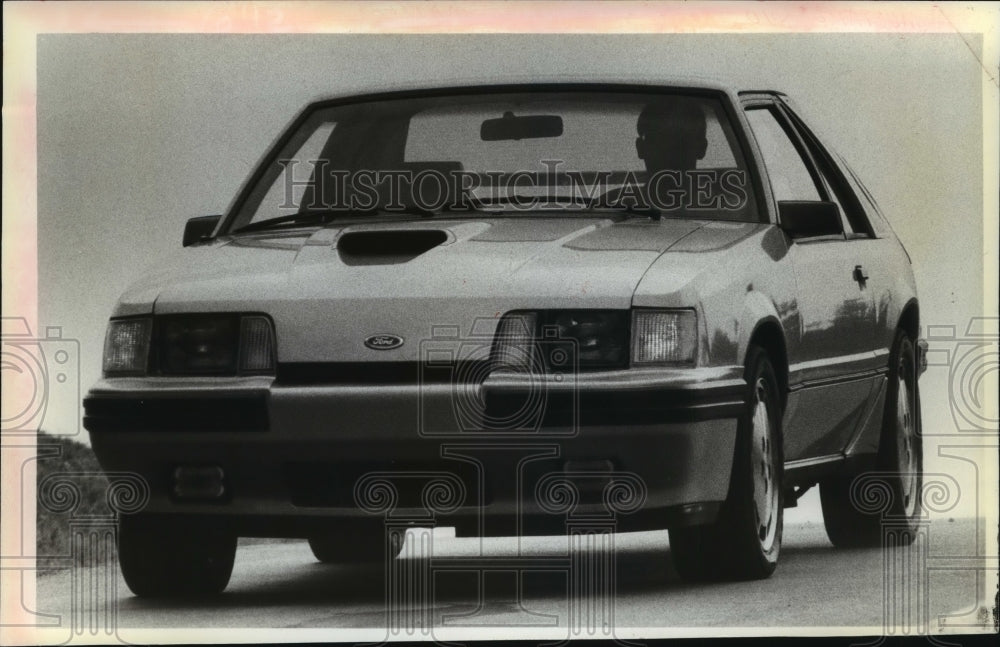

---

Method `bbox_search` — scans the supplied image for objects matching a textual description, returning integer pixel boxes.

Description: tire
[820,329,922,547]
[117,515,236,597]
[669,345,784,581]
[309,528,405,564]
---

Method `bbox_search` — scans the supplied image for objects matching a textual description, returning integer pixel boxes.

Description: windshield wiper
[231,206,439,234]
[583,200,664,221]
[467,194,662,220]
[615,204,663,221]
[231,210,357,234]
[475,194,592,208]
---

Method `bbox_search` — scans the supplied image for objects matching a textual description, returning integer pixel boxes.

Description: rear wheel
[117,515,236,597]
[820,329,922,547]
[669,345,784,581]
[308,528,405,564]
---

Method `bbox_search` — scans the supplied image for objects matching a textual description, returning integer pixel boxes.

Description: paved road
[35,514,991,637]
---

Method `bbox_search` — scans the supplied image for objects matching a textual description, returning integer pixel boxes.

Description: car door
[780,100,898,372]
[742,101,879,463]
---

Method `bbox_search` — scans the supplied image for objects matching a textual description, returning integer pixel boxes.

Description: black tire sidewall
[729,345,784,570]
[879,330,923,526]
[820,329,923,547]
[118,515,236,597]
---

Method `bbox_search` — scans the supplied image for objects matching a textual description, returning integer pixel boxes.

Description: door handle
[853,265,869,283]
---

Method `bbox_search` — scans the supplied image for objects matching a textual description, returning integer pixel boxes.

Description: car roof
[301,74,785,108]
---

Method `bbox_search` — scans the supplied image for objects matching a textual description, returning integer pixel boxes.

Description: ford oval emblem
[364,334,404,350]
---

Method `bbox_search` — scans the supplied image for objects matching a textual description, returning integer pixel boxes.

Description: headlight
[158,314,277,376]
[546,311,627,368]
[491,312,538,371]
[238,316,277,373]
[159,315,240,375]
[631,309,697,365]
[102,314,276,377]
[491,310,628,370]
[103,318,152,376]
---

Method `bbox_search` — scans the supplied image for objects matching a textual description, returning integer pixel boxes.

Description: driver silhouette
[631,97,708,211]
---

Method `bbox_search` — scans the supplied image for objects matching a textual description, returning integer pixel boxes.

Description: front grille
[276,361,491,386]
[83,394,268,432]
[283,460,490,508]
[283,458,629,510]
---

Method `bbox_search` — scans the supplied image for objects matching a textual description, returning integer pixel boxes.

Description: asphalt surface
[35,513,991,636]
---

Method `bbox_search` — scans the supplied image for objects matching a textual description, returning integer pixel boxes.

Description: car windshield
[226,89,758,232]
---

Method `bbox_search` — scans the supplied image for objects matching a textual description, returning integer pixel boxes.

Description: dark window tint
[814,162,855,235]
[841,159,890,236]
[780,107,876,238]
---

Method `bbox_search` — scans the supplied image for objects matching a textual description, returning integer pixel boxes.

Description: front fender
[737,291,785,365]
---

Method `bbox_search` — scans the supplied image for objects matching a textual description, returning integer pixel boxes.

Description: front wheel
[669,345,784,581]
[117,515,236,597]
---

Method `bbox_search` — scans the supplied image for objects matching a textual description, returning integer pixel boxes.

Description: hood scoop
[336,229,448,265]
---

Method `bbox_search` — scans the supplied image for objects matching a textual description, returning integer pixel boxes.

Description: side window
[813,163,855,235]
[780,107,876,238]
[841,159,890,237]
[744,107,822,202]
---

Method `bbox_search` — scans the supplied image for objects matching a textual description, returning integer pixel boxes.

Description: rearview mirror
[480,112,563,141]
[777,201,844,239]
[183,214,221,247]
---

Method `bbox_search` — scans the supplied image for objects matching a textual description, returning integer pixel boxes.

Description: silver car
[84,79,926,596]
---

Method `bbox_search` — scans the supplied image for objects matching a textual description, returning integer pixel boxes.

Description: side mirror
[183,215,221,247]
[777,201,844,239]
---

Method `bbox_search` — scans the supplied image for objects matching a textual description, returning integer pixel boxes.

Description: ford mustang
[83,79,927,596]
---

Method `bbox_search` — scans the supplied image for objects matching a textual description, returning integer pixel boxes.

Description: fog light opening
[679,503,707,516]
[173,465,226,500]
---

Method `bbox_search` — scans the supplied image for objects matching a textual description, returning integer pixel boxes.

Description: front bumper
[84,366,745,536]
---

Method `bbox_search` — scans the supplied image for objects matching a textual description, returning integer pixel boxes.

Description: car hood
[118,216,760,362]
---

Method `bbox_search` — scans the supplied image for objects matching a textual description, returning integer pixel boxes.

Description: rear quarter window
[839,158,891,237]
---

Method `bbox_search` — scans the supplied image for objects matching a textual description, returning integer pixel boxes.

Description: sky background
[27,32,992,518]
